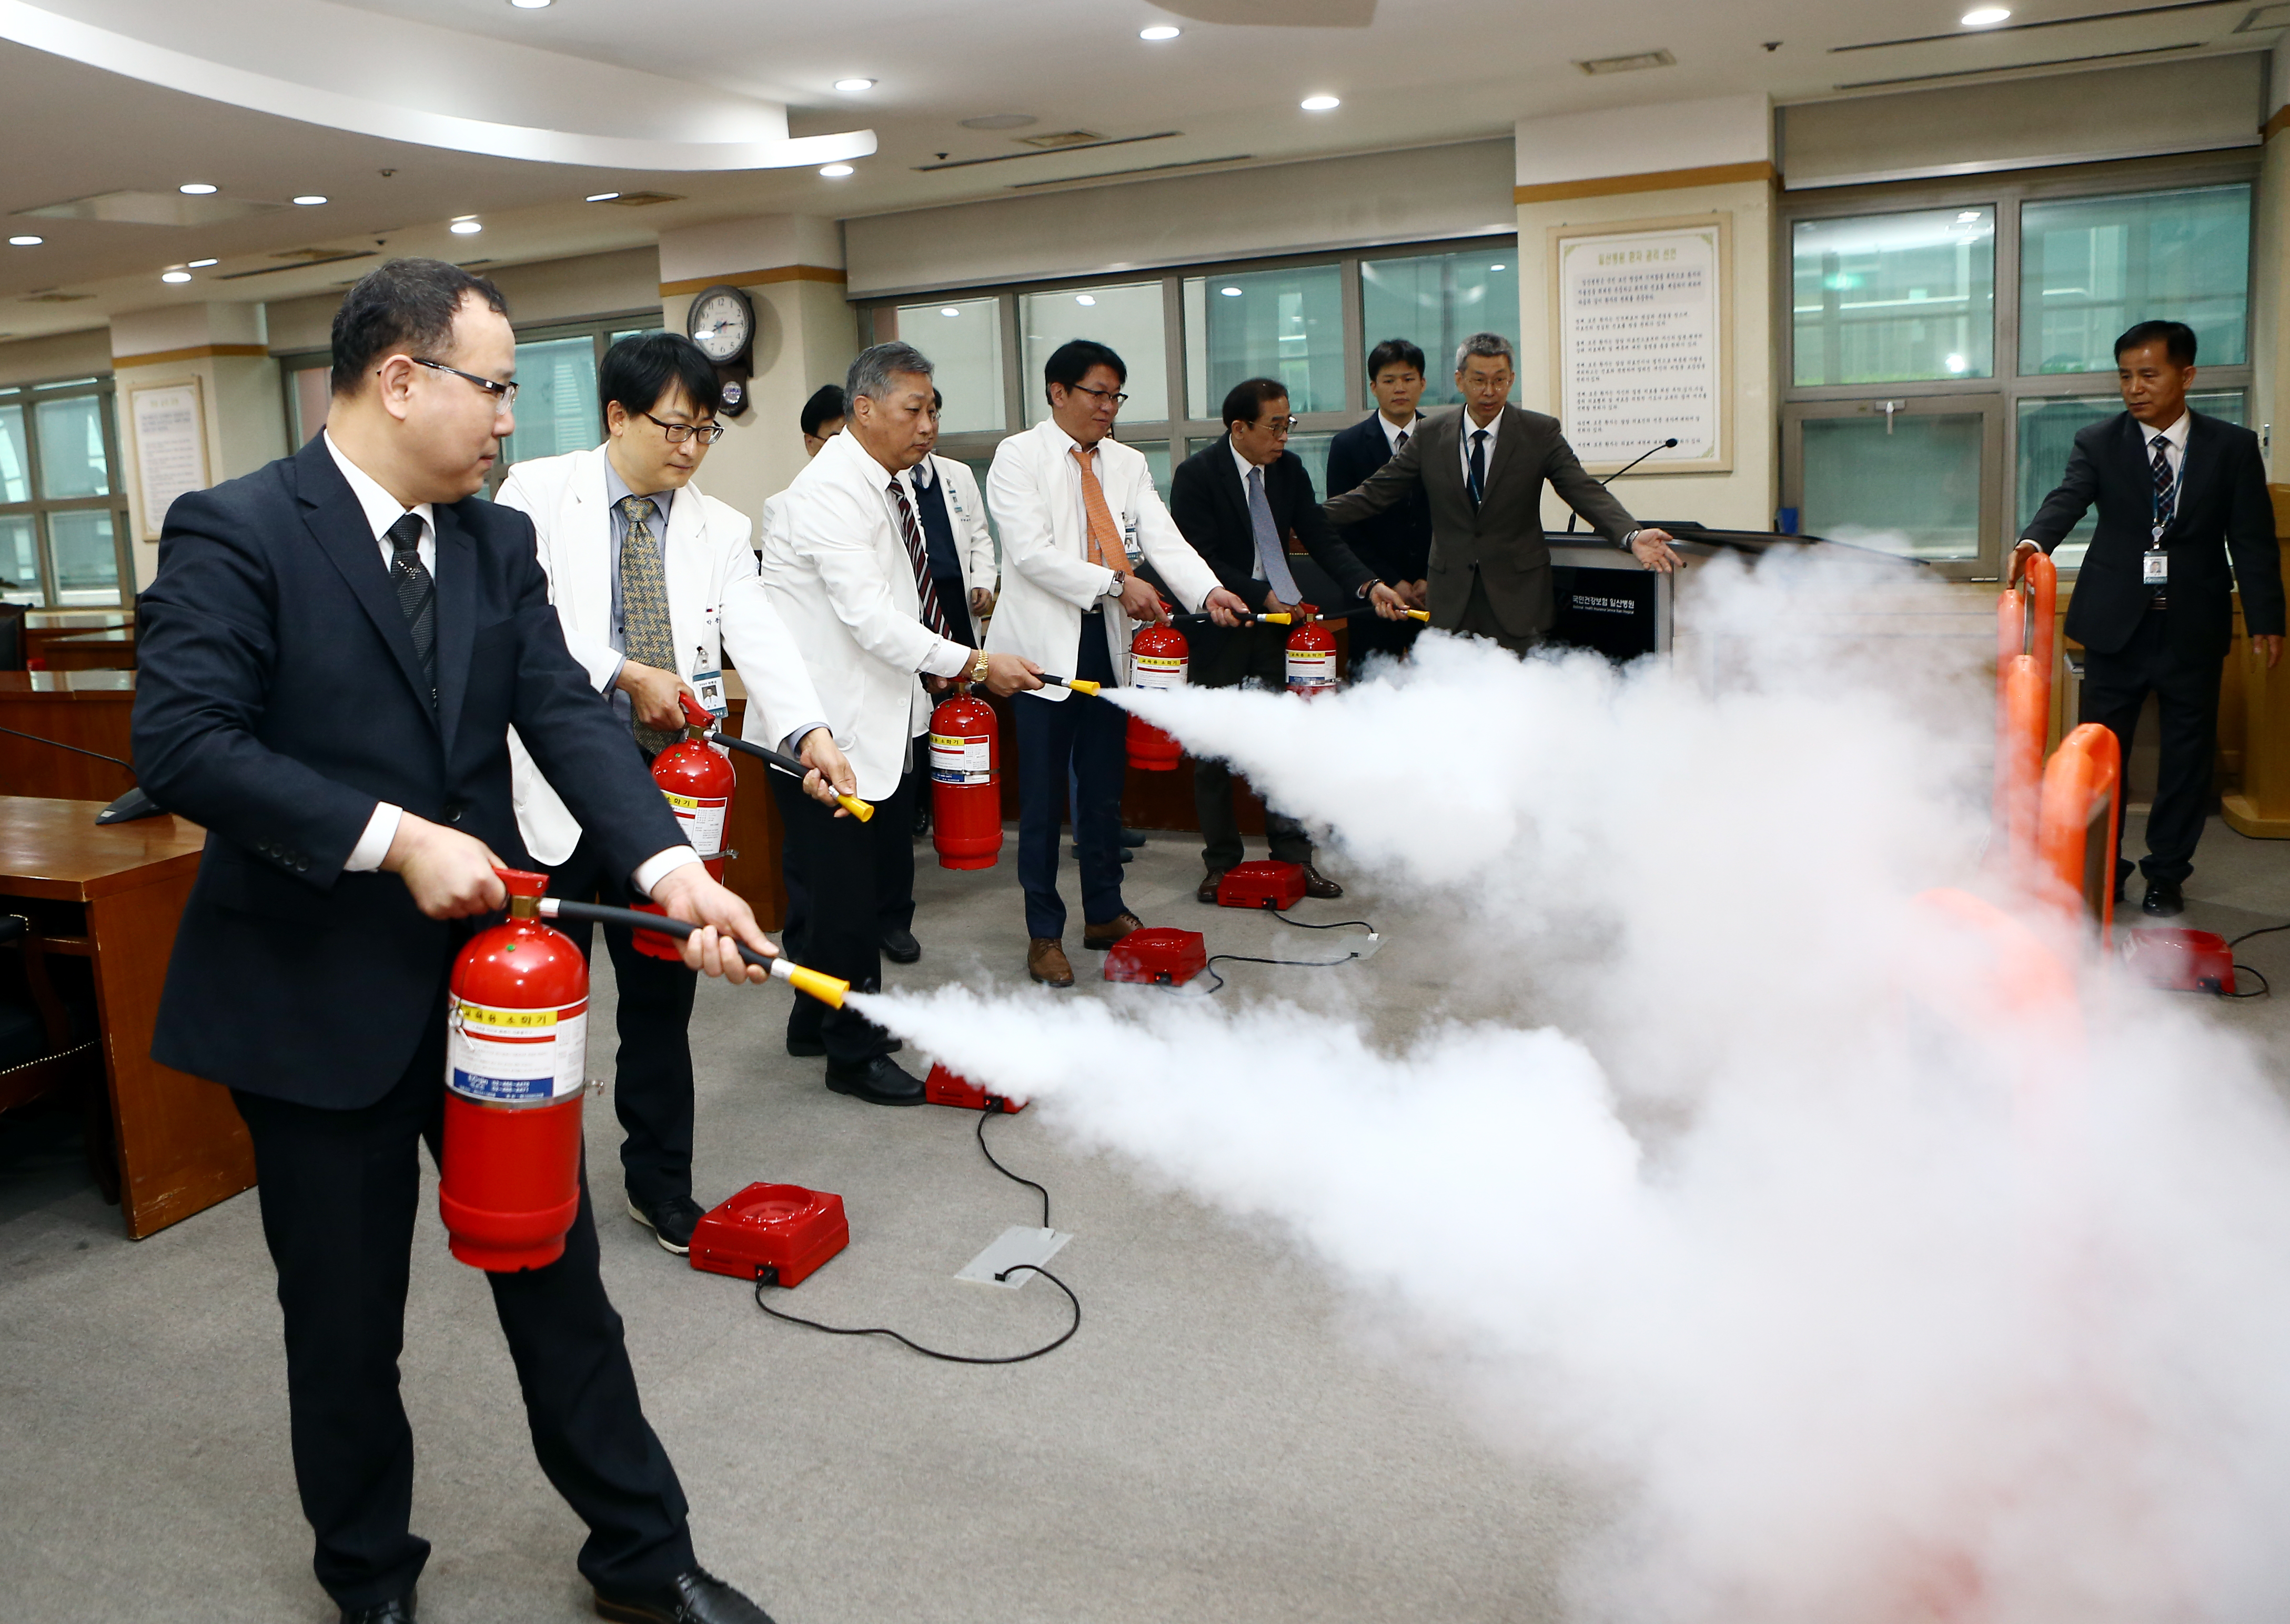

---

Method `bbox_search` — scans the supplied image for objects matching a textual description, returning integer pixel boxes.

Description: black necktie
[2150,435,2176,530]
[387,511,436,704]
[1396,428,1410,451]
[887,478,955,641]
[1468,429,1488,506]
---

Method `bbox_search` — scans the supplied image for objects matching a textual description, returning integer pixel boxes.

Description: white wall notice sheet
[1556,224,1724,472]
[129,380,208,539]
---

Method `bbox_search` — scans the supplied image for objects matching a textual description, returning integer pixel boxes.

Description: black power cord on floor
[749,1096,1079,1364]
[2220,921,2290,1000]
[1176,911,1381,996]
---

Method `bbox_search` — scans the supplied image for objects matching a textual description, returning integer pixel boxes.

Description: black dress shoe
[1119,827,1148,848]
[340,1592,415,1624]
[1300,863,1344,900]
[595,1566,773,1624]
[2142,877,2185,917]
[882,926,921,964]
[824,1054,926,1105]
[627,1193,705,1255]
[1198,869,1226,904]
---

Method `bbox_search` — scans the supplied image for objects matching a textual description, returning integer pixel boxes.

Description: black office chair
[0,602,25,671]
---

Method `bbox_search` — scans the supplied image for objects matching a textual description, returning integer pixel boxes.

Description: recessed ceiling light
[178,182,217,195]
[161,269,193,283]
[509,0,552,8]
[1220,286,1243,297]
[1300,95,1340,112]
[1961,6,2010,22]
[1490,263,1507,271]
[189,258,219,268]
[1140,25,1180,39]
[941,307,961,317]
[586,191,621,203]
[449,219,483,234]
[1075,294,1096,306]
[292,195,328,206]
[7,235,42,247]
[1956,210,1982,222]
[819,163,855,178]
[834,77,875,92]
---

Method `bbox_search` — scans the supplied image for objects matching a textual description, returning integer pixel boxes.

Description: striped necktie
[386,511,436,707]
[618,495,680,755]
[887,477,956,640]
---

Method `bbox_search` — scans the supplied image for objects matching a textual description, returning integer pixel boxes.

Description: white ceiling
[1,0,2279,342]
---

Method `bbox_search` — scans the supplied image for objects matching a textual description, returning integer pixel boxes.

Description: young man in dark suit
[1169,377,1409,901]
[2013,318,2284,916]
[1325,337,1434,667]
[1322,332,1682,654]
[133,260,782,1624]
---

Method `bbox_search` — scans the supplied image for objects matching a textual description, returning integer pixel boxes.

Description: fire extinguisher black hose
[705,732,874,823]
[533,898,850,1007]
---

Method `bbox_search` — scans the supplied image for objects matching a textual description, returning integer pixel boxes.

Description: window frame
[859,234,1519,492]
[1778,152,2259,581]
[0,374,135,609]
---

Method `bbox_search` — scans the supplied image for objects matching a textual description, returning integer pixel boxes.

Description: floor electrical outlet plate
[957,1225,1072,1289]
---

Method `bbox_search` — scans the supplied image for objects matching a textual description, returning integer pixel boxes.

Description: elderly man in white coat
[498,332,853,1254]
[736,340,1041,1105]
[986,339,1249,987]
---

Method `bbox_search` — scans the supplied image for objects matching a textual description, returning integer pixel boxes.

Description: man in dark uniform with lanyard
[2014,318,2284,915]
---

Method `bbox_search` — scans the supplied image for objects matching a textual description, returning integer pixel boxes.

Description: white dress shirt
[1379,411,1421,455]
[327,431,696,895]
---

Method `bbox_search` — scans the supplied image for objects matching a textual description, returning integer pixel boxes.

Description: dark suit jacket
[2024,410,2283,662]
[1321,403,1636,638]
[1325,413,1431,585]
[1168,437,1374,614]
[133,434,684,1108]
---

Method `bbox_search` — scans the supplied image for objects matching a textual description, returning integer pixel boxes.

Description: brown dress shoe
[1027,936,1075,986]
[1197,869,1227,904]
[1300,863,1344,900]
[1082,911,1142,950]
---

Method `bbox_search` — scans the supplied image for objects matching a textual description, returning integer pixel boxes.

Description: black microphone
[0,724,165,825]
[1567,437,1679,533]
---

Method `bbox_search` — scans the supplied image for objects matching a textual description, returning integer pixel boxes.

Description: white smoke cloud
[851,550,2290,1622]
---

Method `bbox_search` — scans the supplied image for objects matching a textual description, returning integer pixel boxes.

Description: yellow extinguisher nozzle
[1405,609,1430,622]
[1259,612,1293,626]
[1065,678,1103,696]
[772,959,850,1007]
[838,793,874,822]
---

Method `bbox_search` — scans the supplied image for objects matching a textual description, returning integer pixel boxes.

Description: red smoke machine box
[1217,860,1306,911]
[2123,927,2236,995]
[924,1062,1025,1113]
[688,1182,848,1285]
[1104,926,1208,985]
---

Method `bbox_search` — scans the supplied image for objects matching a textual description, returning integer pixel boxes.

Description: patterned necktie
[887,477,956,641]
[2151,435,2176,531]
[1396,427,1410,451]
[1468,429,1488,506]
[617,495,680,755]
[1071,446,1125,575]
[1246,465,1302,603]
[386,511,436,707]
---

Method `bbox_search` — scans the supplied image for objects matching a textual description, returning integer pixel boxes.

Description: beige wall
[0,327,112,387]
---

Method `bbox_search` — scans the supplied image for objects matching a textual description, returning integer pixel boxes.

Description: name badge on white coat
[691,632,728,722]
[1121,512,1143,566]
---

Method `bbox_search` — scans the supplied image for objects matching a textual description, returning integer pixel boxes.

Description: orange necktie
[1072,446,1124,573]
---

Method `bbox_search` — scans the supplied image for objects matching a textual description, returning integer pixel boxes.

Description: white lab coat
[982,421,1220,701]
[496,443,823,864]
[739,429,972,801]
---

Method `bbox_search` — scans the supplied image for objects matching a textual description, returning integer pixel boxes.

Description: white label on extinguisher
[447,996,589,1104]
[661,790,728,860]
[1286,648,1336,690]
[931,732,992,785]
[1131,652,1187,689]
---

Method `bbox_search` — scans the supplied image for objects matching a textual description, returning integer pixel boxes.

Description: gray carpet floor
[4,811,2287,1623]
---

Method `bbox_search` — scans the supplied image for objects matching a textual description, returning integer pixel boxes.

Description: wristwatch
[966,647,991,685]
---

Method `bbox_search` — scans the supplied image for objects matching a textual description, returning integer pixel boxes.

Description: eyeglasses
[643,411,725,445]
[1254,416,1298,433]
[1068,383,1129,408]
[408,357,519,407]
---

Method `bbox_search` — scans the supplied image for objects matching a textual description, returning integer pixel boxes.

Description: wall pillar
[656,216,856,522]
[109,302,285,589]
[1512,94,1776,533]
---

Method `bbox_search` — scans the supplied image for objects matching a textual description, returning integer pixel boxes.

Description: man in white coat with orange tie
[985,339,1249,988]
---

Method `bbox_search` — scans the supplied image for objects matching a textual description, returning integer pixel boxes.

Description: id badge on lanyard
[2148,451,2178,588]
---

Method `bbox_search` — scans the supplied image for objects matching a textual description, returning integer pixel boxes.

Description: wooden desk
[42,629,136,671]
[23,612,131,665]
[0,670,137,801]
[0,798,253,1237]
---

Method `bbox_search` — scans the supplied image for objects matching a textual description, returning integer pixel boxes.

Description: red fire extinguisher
[439,868,589,1273]
[628,692,737,961]
[1126,621,1188,771]
[1284,603,1337,697]
[930,688,1001,870]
